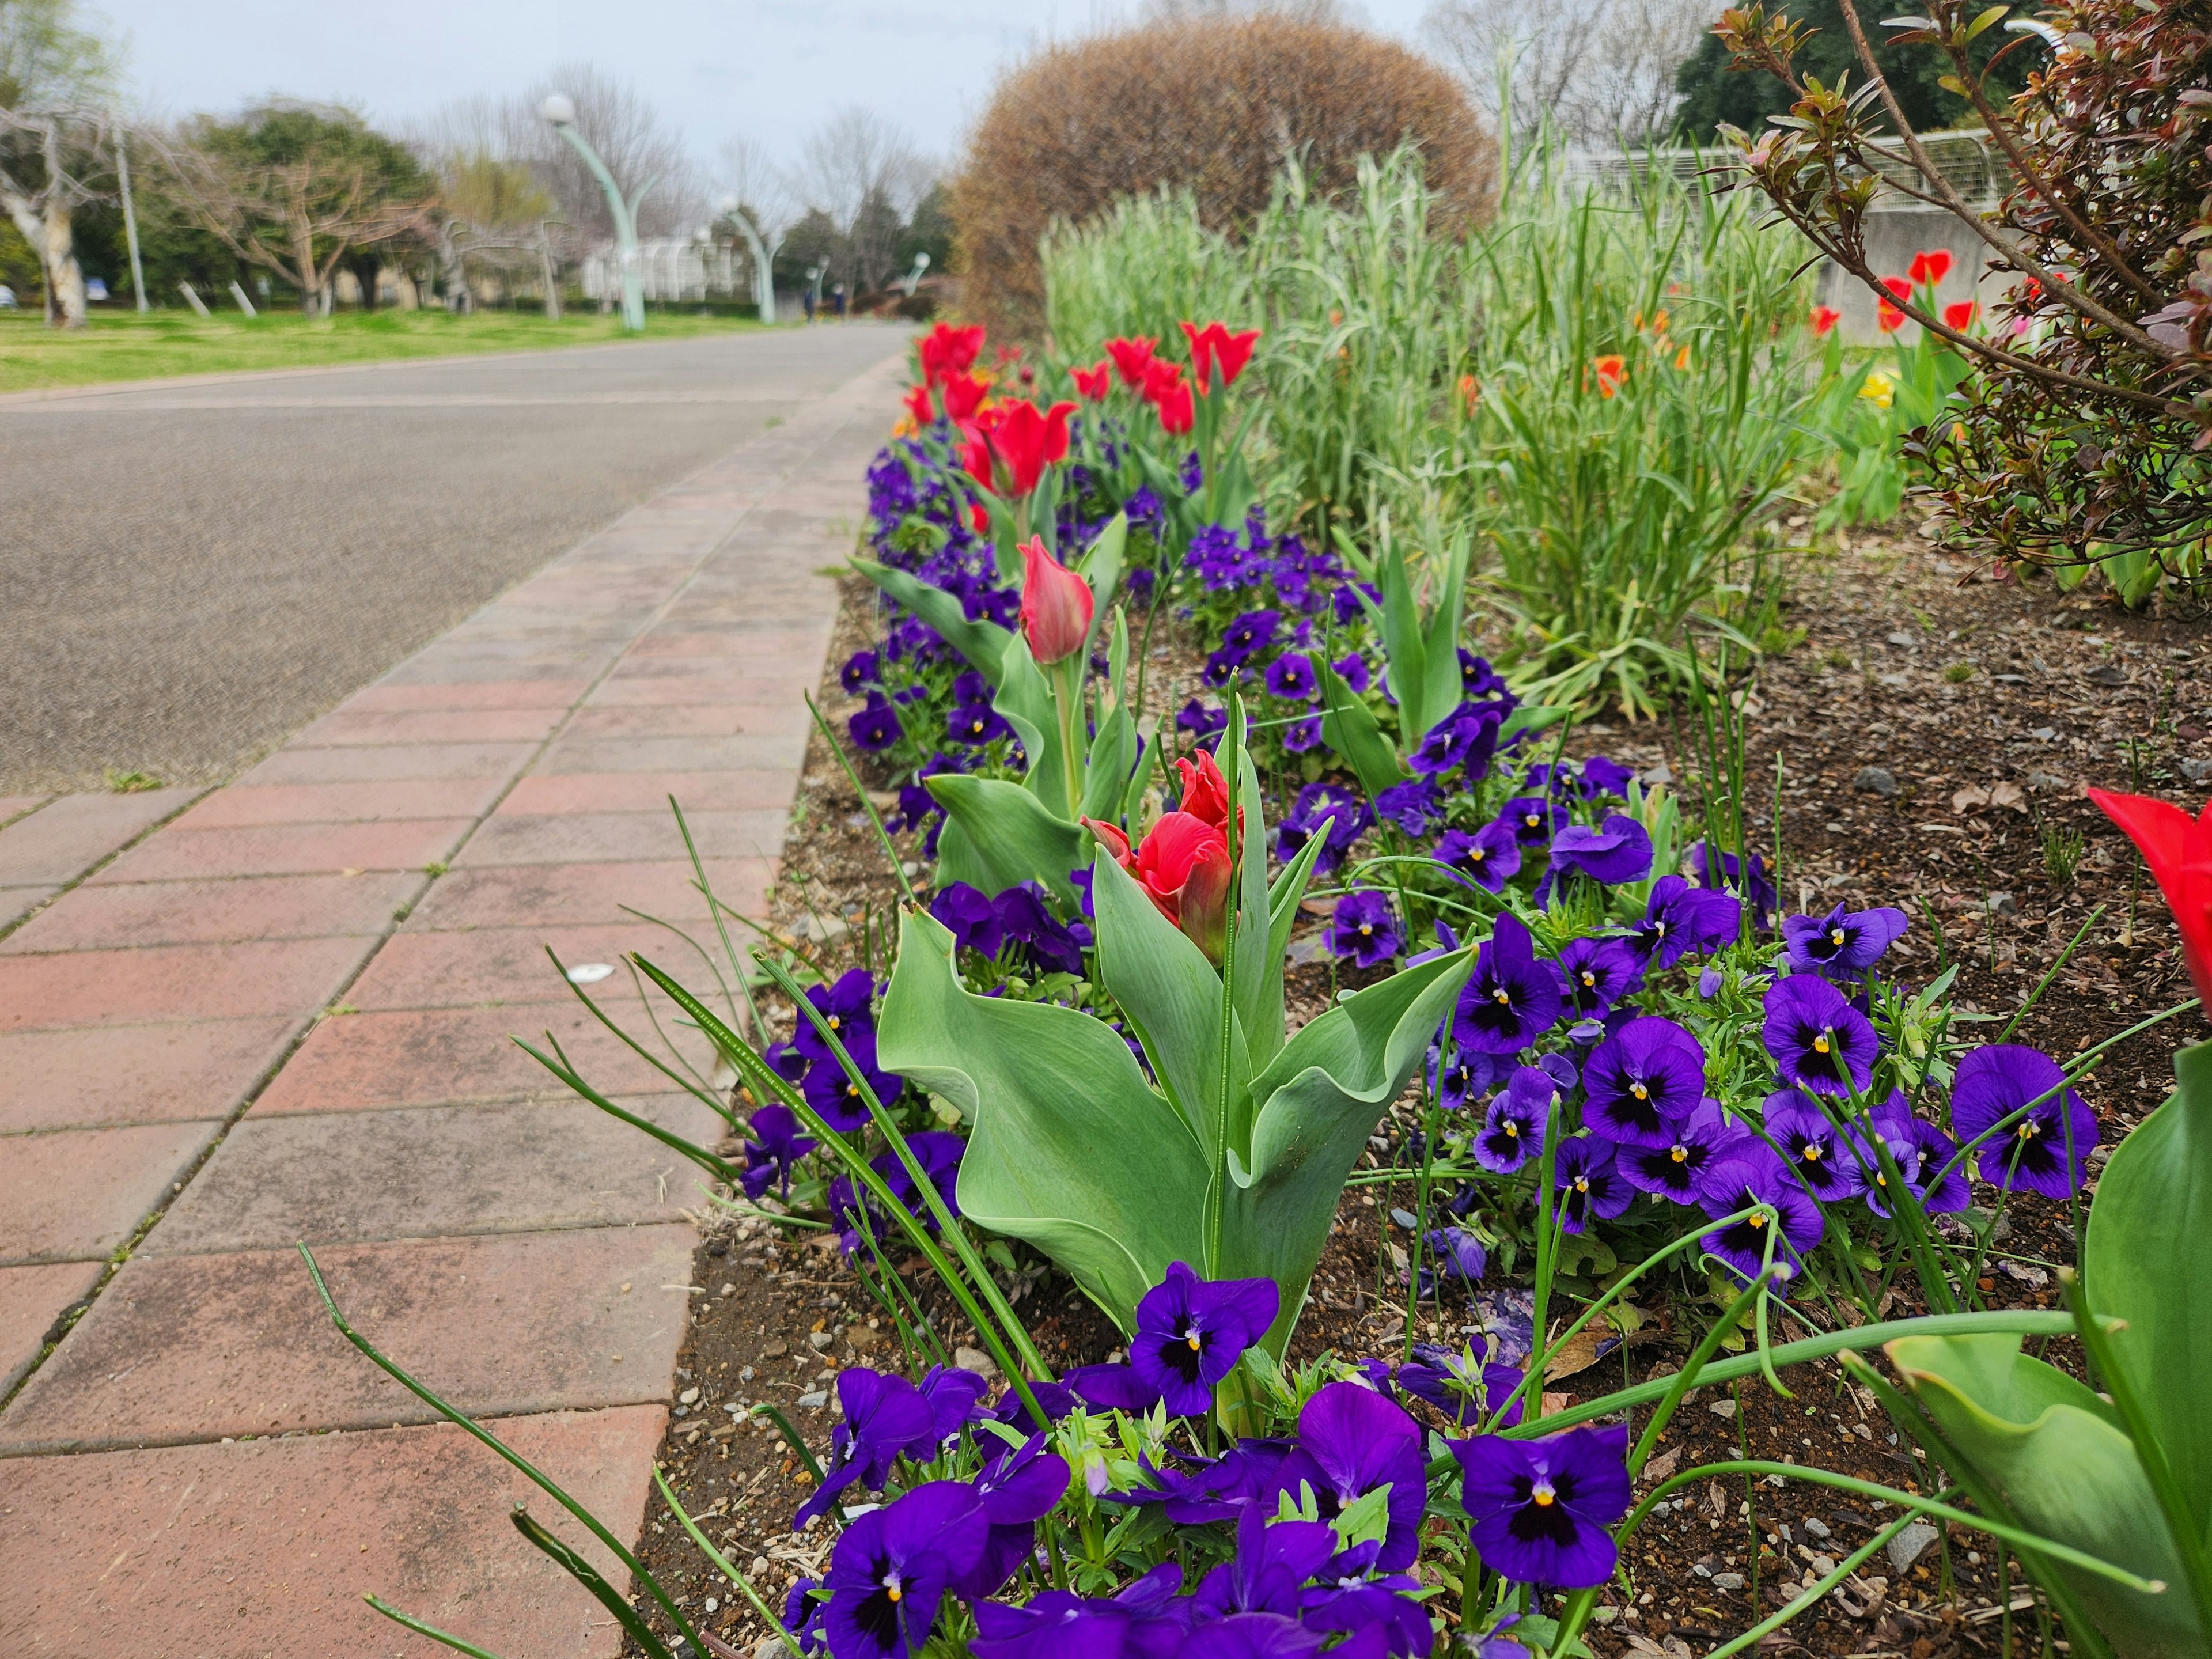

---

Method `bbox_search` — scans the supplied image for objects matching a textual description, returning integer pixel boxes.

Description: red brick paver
[0,347,902,1656]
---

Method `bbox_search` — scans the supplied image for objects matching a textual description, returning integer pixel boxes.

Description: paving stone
[344,923,669,1012]
[0,1260,103,1392]
[1,872,421,954]
[500,770,797,815]
[0,1120,218,1263]
[601,653,830,684]
[0,795,52,826]
[237,741,537,786]
[293,707,567,747]
[0,789,202,886]
[454,809,785,868]
[340,680,589,714]
[539,729,808,770]
[0,885,59,931]
[0,1407,663,1659]
[403,857,771,929]
[144,1095,726,1254]
[0,1018,298,1134]
[584,671,823,708]
[92,819,475,883]
[0,937,377,1033]
[625,628,831,660]
[0,1227,699,1452]
[172,779,506,830]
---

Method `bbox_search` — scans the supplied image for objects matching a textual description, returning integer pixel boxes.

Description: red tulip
[1810,305,1842,335]
[1943,300,1979,331]
[1018,535,1092,665]
[1087,810,1232,959]
[1877,300,1906,334]
[903,385,935,425]
[997,399,1077,496]
[1176,750,1230,829]
[1156,379,1195,436]
[1070,359,1112,401]
[2088,788,2212,1014]
[1180,320,1260,391]
[918,323,986,388]
[1106,335,1158,389]
[1591,354,1627,399]
[941,370,990,423]
[970,501,989,537]
[1908,249,1954,288]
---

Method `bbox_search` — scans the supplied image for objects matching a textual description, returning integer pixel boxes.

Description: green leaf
[1223,946,1475,1351]
[2086,1039,2212,1542]
[853,560,1013,686]
[1964,3,2009,41]
[1891,1333,2198,1656]
[1501,703,1571,743]
[1077,514,1128,661]
[927,775,1084,902]
[1317,660,1407,796]
[876,910,1211,1332]
[1333,1484,1393,1553]
[509,1509,676,1659]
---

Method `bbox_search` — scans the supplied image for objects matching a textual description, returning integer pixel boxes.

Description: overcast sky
[97,0,1435,177]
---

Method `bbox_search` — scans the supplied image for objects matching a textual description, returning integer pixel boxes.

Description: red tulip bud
[1133,811,1233,961]
[1019,536,1093,666]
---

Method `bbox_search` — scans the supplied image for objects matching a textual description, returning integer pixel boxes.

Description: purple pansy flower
[741,1103,817,1200]
[1498,796,1567,848]
[1698,1145,1825,1286]
[823,1480,986,1659]
[993,883,1089,975]
[1762,975,1879,1097]
[1433,821,1521,894]
[1474,1066,1553,1172]
[1691,840,1777,930]
[1416,1226,1488,1301]
[1327,889,1402,968]
[1277,781,1372,877]
[1217,608,1282,665]
[1582,1016,1706,1148]
[1450,1425,1633,1588]
[1332,652,1372,694]
[1455,912,1563,1055]
[801,1028,903,1133]
[794,1367,937,1526]
[1950,1044,2099,1200]
[795,969,876,1065]
[1277,1381,1429,1569]
[1554,1134,1633,1232]
[957,1431,1073,1599]
[1282,714,1323,752]
[930,882,1005,959]
[849,694,903,753]
[1079,1262,1281,1418]
[1580,756,1636,798]
[840,649,879,694]
[1398,1343,1526,1428]
[1410,703,1503,780]
[1857,1098,1971,1217]
[1615,1100,1745,1203]
[1551,935,1645,1018]
[917,1363,988,1444]
[949,700,1014,747]
[1429,1041,1497,1111]
[1536,815,1654,906]
[1179,699,1229,745]
[1264,652,1320,702]
[1374,777,1441,836]
[1782,902,1910,979]
[1762,1090,1866,1203]
[1626,874,1741,968]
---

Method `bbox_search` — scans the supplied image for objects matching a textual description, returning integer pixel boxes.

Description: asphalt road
[0,325,908,794]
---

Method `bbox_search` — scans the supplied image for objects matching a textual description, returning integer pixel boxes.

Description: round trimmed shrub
[954,16,1495,338]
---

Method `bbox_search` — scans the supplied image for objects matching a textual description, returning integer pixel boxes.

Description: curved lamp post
[717,195,781,324]
[899,251,930,298]
[543,94,650,332]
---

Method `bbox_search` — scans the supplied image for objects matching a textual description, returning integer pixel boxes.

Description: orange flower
[1672,343,1691,370]
[1592,354,1627,399]
[1457,372,1481,414]
[1810,305,1842,335]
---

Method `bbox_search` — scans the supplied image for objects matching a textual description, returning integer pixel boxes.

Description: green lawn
[0,308,773,393]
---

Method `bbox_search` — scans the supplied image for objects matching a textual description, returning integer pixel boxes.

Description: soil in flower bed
[615,541,2208,1656]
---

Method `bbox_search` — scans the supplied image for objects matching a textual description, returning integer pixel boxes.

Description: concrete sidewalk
[0,351,903,1656]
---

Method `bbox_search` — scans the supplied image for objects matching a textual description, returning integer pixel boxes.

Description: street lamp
[806,263,825,323]
[899,251,931,298]
[717,194,781,324]
[543,93,652,333]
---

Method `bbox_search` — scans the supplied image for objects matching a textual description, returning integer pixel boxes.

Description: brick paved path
[0,349,904,1657]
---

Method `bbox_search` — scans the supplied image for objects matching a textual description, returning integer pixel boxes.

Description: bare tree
[716,131,798,241]
[504,64,702,242]
[0,0,116,327]
[797,107,933,292]
[1423,0,1708,147]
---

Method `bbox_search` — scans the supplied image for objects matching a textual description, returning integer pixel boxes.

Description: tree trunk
[43,197,86,328]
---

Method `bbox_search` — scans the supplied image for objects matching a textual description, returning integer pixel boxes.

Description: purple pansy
[1857,1099,1971,1217]
[1474,1066,1553,1172]
[1455,912,1563,1055]
[1277,781,1372,877]
[1615,1100,1745,1203]
[1217,608,1282,666]
[740,1103,817,1200]
[1698,1146,1825,1286]
[1782,903,1910,980]
[1397,1344,1526,1428]
[1691,840,1777,930]
[1626,874,1741,968]
[1551,935,1645,1018]
[1429,1041,1498,1111]
[1078,1262,1281,1418]
[957,1431,1073,1599]
[1264,652,1320,702]
[1554,1134,1634,1233]
[796,969,877,1065]
[849,694,903,753]
[1536,815,1654,906]
[1332,652,1372,694]
[1327,889,1402,968]
[930,882,1005,959]
[1450,1425,1633,1588]
[1374,777,1442,836]
[993,883,1089,975]
[1410,702,1503,781]
[1580,756,1636,798]
[1433,821,1521,894]
[801,1029,903,1133]
[1277,1381,1429,1569]
[1950,1044,2099,1199]
[823,1480,986,1659]
[840,649,880,694]
[1581,1016,1707,1148]
[918,1363,989,1443]
[1282,715,1324,752]
[1762,975,1879,1097]
[1762,1090,1866,1203]
[794,1367,937,1526]
[1498,796,1568,848]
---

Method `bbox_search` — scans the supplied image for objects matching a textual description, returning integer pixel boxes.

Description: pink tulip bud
[1018,536,1093,666]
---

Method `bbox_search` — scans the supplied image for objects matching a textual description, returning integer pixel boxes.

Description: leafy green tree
[1673,0,2027,141]
[167,101,434,314]
[0,0,118,325]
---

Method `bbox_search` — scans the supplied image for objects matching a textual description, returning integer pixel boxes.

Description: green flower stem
[363,1596,509,1659]
[653,1464,806,1658]
[803,695,919,910]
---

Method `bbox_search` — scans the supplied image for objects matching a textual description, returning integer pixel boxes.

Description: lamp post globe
[541,94,576,127]
[541,94,646,331]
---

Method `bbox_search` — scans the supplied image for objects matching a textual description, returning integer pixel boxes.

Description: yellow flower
[1858,371,1895,410]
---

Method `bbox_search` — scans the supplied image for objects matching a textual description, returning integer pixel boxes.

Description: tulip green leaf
[927,775,1083,904]
[2085,1038,2212,1543]
[1317,661,1406,798]
[877,910,1209,1330]
[1891,1332,2198,1658]
[853,560,1014,687]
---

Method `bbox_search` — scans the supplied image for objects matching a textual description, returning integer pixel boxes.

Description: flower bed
[332,161,2212,1659]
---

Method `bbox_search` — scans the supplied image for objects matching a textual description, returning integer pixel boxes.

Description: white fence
[1563,129,2014,213]
[578,240,761,304]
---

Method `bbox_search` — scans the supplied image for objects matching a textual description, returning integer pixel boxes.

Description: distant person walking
[802,284,815,323]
